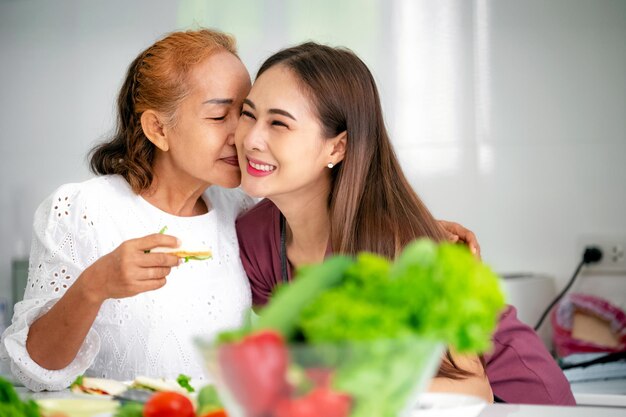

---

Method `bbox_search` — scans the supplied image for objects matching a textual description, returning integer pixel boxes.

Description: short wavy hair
[89,29,237,193]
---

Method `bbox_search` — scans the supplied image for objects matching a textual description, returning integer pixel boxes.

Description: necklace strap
[280,214,289,283]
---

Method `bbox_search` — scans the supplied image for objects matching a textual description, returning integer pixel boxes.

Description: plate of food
[69,374,195,399]
[70,376,128,397]
[60,374,226,417]
[37,397,120,417]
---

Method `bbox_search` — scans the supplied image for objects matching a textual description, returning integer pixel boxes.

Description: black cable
[560,350,626,370]
[533,246,603,331]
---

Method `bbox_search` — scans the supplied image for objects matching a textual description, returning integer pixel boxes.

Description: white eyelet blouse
[0,175,254,391]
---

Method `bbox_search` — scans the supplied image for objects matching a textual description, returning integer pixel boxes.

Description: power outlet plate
[579,236,626,273]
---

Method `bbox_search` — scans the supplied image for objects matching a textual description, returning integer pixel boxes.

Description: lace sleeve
[0,183,102,391]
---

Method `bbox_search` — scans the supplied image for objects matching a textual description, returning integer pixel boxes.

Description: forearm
[428,353,493,403]
[26,270,105,370]
[428,374,493,403]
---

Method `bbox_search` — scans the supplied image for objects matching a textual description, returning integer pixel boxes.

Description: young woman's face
[164,51,251,188]
[235,65,336,199]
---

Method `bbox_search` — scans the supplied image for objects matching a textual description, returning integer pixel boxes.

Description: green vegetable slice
[176,374,195,393]
[114,401,144,417]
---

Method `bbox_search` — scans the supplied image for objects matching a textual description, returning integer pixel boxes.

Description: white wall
[403,0,626,311]
[1,0,625,324]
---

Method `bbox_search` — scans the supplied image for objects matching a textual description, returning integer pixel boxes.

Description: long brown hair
[89,29,237,193]
[257,43,447,259]
[258,42,477,380]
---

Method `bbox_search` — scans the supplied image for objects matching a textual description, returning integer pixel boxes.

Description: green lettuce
[296,240,505,353]
[243,239,505,417]
[0,377,40,417]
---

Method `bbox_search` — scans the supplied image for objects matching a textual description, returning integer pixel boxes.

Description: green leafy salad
[255,239,505,352]
[0,377,39,417]
[215,239,506,417]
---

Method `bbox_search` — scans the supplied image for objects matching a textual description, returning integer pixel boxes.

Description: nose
[241,121,266,152]
[226,131,236,146]
[226,112,240,146]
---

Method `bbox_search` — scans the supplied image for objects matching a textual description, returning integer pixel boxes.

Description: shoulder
[235,199,281,306]
[236,198,278,236]
[42,175,131,205]
[486,305,576,405]
[235,199,279,267]
[206,186,257,217]
[236,199,280,262]
[34,175,132,226]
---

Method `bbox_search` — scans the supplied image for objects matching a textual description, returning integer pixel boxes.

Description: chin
[213,174,242,189]
[240,178,266,198]
[240,186,266,198]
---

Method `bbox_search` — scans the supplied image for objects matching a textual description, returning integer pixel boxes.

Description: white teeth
[249,160,276,172]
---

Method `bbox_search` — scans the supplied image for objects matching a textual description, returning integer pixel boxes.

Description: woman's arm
[26,233,181,370]
[25,270,104,370]
[428,353,493,403]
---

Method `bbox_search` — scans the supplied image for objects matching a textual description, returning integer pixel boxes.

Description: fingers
[133,265,175,282]
[132,233,181,251]
[446,233,460,243]
[462,234,481,260]
[143,267,174,280]
[457,229,481,259]
[438,219,482,260]
[471,241,482,260]
[136,252,181,268]
[139,277,168,292]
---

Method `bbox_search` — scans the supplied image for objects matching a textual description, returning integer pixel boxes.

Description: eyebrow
[202,98,233,105]
[244,99,297,121]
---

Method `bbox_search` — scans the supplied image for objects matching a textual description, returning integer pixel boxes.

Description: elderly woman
[0,29,253,391]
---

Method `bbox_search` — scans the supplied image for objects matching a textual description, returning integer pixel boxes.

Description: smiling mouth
[248,160,276,172]
[247,158,277,177]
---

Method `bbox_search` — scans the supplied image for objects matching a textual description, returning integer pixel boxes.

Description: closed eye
[271,120,288,128]
[241,110,256,120]
[208,115,227,121]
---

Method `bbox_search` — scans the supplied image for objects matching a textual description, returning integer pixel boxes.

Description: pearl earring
[327,162,334,169]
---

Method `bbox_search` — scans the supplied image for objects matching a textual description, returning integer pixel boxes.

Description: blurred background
[0,0,625,376]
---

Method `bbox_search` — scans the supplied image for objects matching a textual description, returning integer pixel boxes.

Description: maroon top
[236,199,576,405]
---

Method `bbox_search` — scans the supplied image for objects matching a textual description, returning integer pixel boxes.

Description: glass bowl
[197,334,443,417]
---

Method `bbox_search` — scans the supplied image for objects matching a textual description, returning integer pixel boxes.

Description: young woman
[235,42,576,405]
[0,29,253,391]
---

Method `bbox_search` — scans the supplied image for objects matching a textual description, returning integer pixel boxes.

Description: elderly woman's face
[163,51,251,189]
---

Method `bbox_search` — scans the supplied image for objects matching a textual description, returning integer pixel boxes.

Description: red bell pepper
[218,330,289,417]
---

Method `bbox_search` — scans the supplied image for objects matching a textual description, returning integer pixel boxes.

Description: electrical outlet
[579,236,626,273]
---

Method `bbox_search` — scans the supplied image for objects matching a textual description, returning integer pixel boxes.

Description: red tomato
[273,387,352,417]
[143,391,195,417]
[199,410,228,417]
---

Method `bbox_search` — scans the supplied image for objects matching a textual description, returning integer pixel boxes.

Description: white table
[478,403,625,416]
[570,378,626,407]
[16,388,626,416]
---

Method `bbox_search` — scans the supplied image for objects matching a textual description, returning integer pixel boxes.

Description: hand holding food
[149,226,212,262]
[82,233,181,302]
